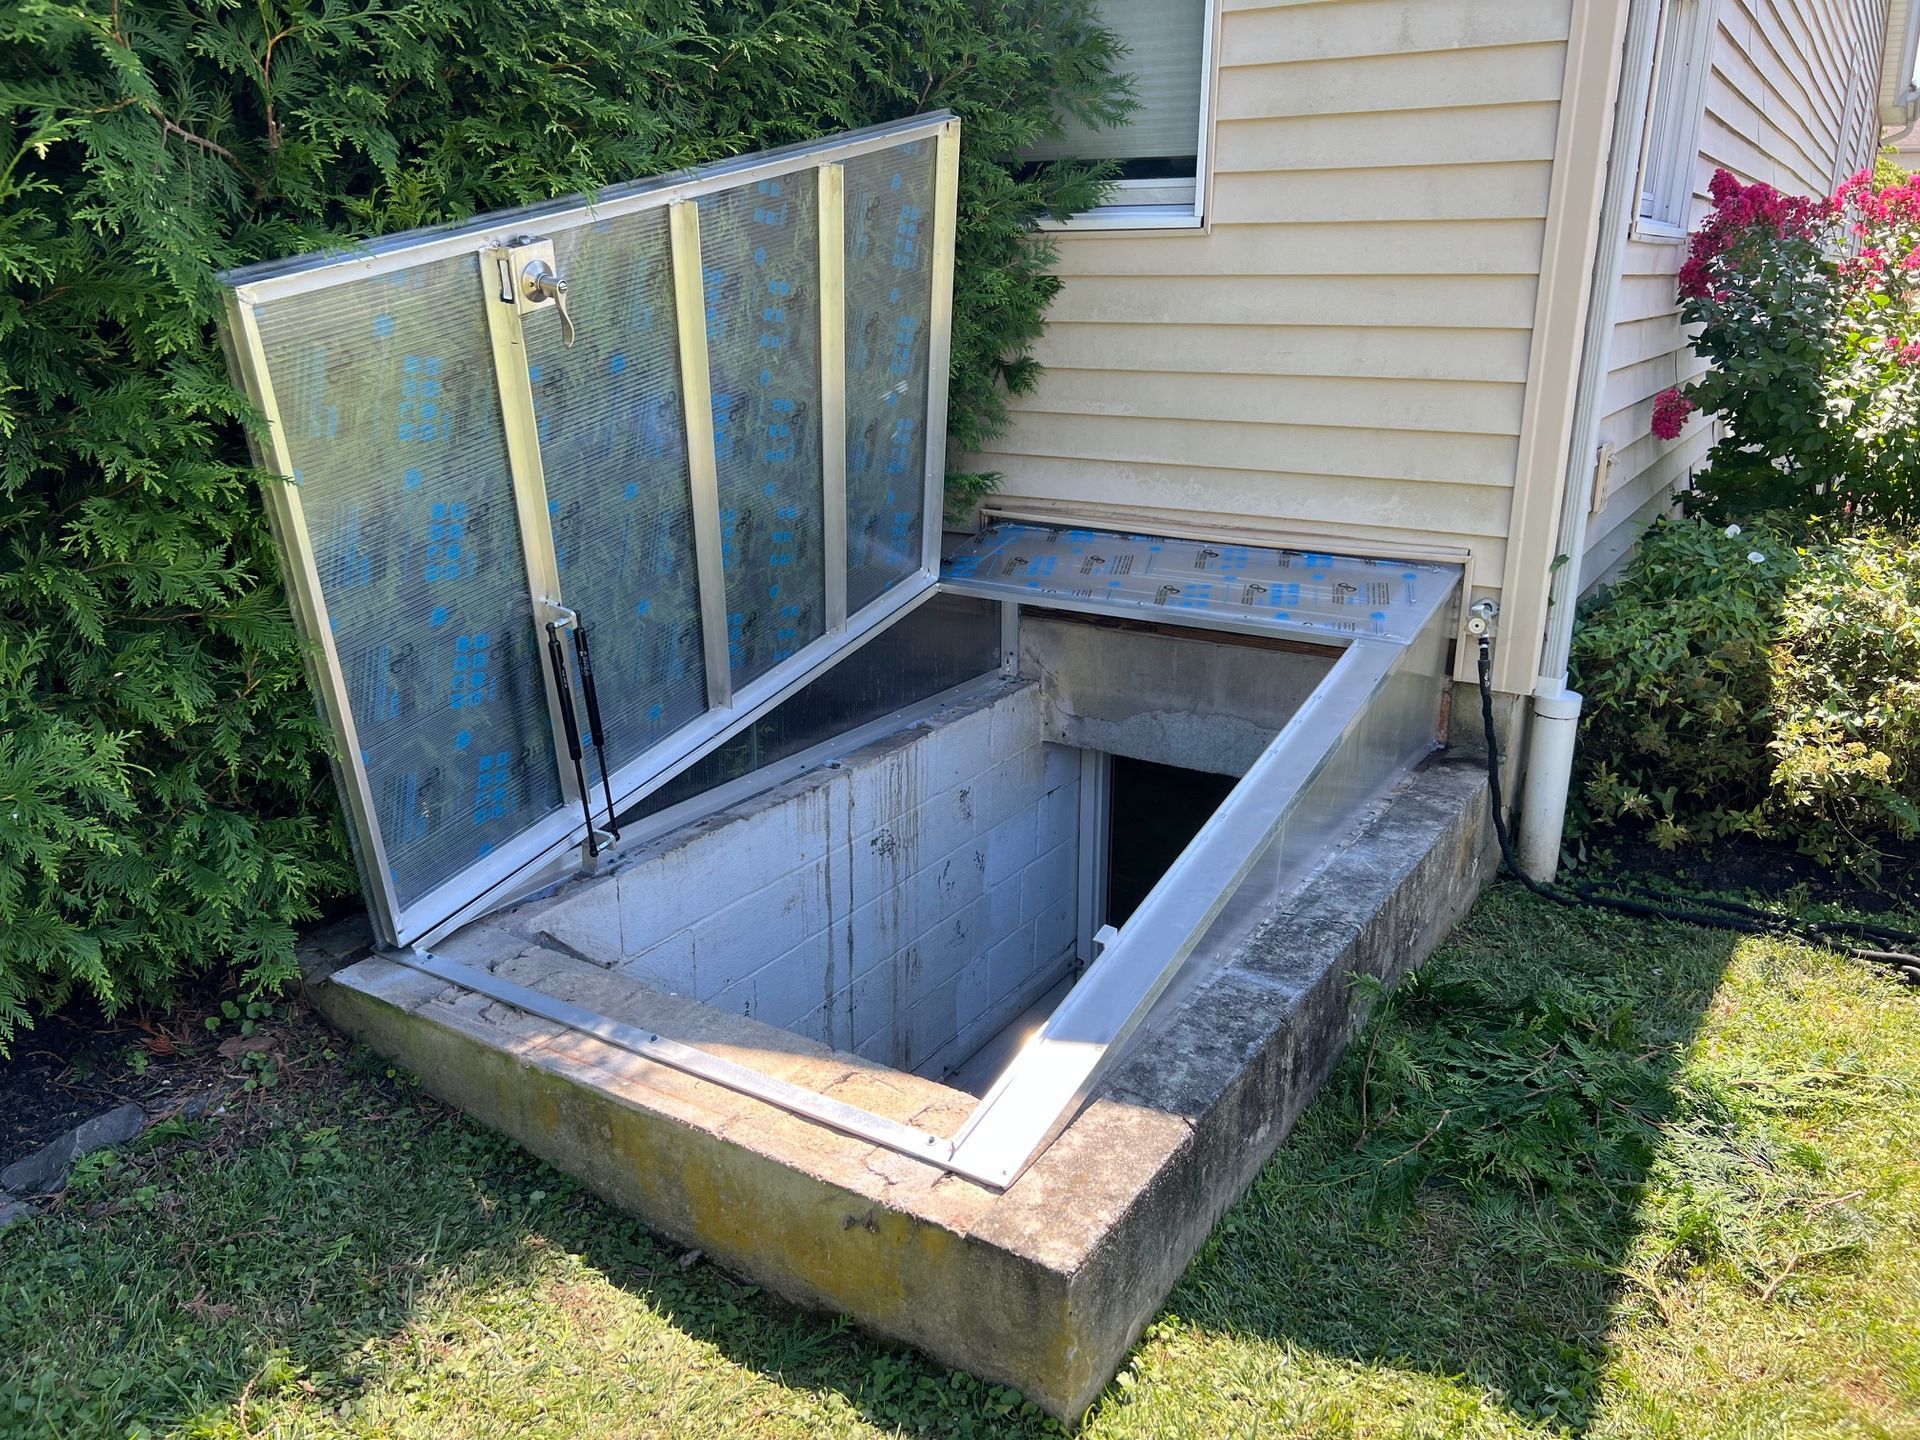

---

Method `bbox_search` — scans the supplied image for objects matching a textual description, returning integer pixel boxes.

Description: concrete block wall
[500,680,1080,1079]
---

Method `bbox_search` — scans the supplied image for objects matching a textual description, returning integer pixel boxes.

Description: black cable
[1475,634,1920,986]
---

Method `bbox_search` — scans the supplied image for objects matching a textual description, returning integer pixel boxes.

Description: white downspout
[1515,0,1665,880]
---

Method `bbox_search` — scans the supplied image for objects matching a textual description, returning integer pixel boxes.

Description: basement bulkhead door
[219,115,960,950]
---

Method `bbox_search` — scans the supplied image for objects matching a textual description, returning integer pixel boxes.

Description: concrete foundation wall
[1019,615,1335,778]
[500,681,1080,1079]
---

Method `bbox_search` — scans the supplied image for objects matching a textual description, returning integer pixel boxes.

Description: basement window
[1024,0,1216,231]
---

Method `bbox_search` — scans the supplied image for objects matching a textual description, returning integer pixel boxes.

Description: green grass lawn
[3,884,1917,1439]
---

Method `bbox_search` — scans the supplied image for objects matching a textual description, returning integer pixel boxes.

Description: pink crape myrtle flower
[1677,169,1834,300]
[1651,386,1695,441]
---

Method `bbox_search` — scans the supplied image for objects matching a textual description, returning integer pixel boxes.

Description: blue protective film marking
[941,522,1463,645]
[470,750,515,826]
[448,632,492,710]
[423,500,471,583]
[843,139,936,615]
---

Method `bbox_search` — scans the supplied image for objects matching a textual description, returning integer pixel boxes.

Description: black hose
[1475,635,1920,985]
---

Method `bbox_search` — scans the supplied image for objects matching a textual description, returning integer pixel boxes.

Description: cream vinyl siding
[968,0,1579,598]
[1585,0,1887,588]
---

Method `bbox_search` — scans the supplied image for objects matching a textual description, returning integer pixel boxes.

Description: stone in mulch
[0,1061,243,1230]
[0,984,288,1233]
[0,978,250,1167]
[0,1101,150,1198]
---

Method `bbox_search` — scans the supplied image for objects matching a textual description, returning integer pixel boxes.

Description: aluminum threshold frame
[395,569,1460,1190]
[221,112,960,951]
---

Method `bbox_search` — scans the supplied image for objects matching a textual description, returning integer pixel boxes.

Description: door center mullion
[669,200,736,712]
[480,237,590,846]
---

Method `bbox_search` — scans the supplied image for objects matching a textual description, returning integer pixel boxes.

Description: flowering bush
[1573,516,1920,877]
[1658,167,1920,521]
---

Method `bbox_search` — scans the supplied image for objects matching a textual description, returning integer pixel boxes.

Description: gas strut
[570,621,621,842]
[545,619,600,858]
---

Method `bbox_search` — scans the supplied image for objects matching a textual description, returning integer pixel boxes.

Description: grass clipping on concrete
[2,886,1917,1439]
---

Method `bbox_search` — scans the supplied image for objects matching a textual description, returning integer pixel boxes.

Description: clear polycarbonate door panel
[699,177,828,687]
[249,252,567,912]
[223,113,957,947]
[530,210,709,768]
[843,138,939,612]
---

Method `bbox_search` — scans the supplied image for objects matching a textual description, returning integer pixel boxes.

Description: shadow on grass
[0,882,1803,1438]
[1149,880,1746,1434]
[0,1022,1060,1439]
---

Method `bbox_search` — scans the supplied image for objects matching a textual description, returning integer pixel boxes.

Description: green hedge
[1572,516,1920,877]
[0,0,1128,1047]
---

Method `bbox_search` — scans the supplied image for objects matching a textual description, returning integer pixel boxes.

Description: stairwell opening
[486,599,1370,1100]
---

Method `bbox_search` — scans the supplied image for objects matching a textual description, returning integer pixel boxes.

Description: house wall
[967,0,1889,691]
[966,0,1583,684]
[1584,0,1888,588]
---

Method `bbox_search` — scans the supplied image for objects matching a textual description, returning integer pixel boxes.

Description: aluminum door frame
[222,113,960,948]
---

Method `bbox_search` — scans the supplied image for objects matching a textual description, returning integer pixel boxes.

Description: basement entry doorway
[219,115,1463,1190]
[1107,759,1237,927]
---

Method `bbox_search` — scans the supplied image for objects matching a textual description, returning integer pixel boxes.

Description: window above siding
[1025,0,1216,231]
[1877,0,1920,128]
[1636,0,1718,239]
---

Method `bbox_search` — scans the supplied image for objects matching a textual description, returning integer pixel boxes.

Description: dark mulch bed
[1574,826,1920,920]
[0,987,239,1170]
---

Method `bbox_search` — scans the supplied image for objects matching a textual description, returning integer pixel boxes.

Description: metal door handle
[521,259,576,348]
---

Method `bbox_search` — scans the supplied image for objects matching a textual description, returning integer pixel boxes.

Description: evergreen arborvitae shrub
[0,0,1128,1048]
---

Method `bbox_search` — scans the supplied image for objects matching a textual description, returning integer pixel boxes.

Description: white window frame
[1040,0,1218,233]
[1876,0,1920,130]
[1634,0,1718,241]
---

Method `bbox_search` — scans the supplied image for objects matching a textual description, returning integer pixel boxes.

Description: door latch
[488,236,577,348]
[520,258,576,349]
